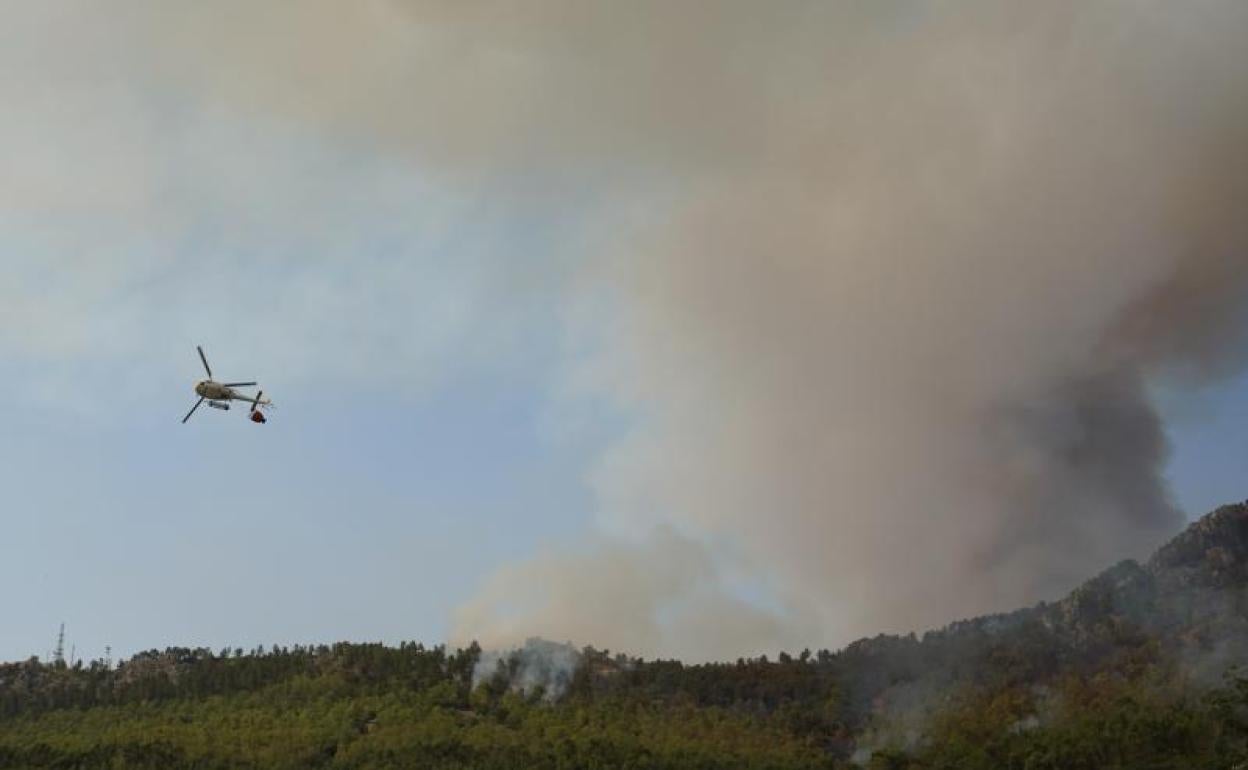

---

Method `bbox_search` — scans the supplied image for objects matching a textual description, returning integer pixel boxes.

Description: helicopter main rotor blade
[222,382,257,387]
[197,346,213,379]
[181,397,205,424]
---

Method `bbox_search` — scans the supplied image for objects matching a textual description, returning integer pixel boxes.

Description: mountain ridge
[829,501,1248,728]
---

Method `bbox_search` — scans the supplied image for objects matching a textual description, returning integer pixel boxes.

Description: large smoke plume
[448,0,1248,656]
[19,2,1248,658]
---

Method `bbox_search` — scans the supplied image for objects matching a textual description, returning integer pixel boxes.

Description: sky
[3,1,1248,664]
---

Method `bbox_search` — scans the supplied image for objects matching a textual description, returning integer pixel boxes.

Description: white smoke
[472,638,582,701]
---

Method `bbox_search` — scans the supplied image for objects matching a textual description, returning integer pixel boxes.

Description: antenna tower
[53,623,65,666]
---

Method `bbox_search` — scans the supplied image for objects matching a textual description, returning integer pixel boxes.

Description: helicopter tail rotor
[250,391,268,423]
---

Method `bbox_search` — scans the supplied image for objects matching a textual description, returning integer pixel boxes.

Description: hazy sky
[3,1,1248,664]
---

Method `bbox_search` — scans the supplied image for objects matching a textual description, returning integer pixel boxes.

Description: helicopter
[182,346,272,424]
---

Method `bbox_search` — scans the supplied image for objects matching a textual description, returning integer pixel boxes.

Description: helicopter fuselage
[194,380,269,406]
[195,380,240,401]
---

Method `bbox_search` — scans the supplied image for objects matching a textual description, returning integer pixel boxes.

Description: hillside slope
[3,503,1248,768]
[831,502,1248,730]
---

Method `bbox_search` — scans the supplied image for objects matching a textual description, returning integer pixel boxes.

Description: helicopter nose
[194,381,206,396]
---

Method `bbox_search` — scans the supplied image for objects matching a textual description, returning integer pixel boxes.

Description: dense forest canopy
[3,504,1248,768]
[2,639,1248,768]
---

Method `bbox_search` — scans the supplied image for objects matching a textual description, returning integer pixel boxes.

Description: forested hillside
[4,503,1248,769]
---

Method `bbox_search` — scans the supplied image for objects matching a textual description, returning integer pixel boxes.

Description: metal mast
[53,623,65,666]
